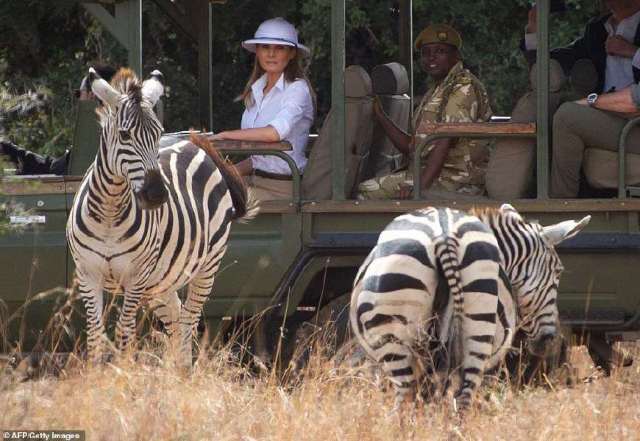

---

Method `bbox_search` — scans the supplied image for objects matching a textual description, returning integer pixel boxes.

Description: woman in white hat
[212,17,315,201]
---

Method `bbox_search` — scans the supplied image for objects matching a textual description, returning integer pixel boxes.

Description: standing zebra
[67,68,256,366]
[350,204,589,411]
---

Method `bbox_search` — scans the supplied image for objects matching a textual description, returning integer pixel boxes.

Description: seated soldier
[357,24,492,200]
[551,86,640,197]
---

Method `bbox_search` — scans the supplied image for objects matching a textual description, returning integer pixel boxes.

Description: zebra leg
[115,289,144,352]
[77,277,106,364]
[381,345,420,411]
[351,283,423,411]
[149,291,181,337]
[178,254,222,369]
[149,291,182,357]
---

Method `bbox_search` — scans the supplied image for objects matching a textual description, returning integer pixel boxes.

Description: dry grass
[0,338,639,441]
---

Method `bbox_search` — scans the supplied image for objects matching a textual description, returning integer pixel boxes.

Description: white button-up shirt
[525,10,640,92]
[603,10,640,92]
[241,73,314,175]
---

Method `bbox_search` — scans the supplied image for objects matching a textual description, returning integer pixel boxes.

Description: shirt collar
[605,9,640,34]
[251,72,287,99]
[433,61,464,87]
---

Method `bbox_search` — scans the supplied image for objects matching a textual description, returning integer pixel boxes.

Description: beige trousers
[245,175,293,201]
[551,102,640,197]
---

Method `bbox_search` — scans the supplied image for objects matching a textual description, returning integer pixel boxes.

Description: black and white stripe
[67,68,255,366]
[350,204,589,410]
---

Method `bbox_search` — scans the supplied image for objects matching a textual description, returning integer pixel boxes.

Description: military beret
[414,24,462,51]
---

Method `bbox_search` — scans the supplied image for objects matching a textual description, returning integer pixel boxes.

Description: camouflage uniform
[358,61,492,199]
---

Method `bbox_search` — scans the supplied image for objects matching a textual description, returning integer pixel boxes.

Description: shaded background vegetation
[0,0,598,158]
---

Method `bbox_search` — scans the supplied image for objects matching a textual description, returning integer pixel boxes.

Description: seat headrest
[570,58,598,96]
[371,62,409,95]
[345,65,372,98]
[529,59,566,93]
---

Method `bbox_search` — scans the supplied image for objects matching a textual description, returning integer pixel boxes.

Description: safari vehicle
[1,0,639,374]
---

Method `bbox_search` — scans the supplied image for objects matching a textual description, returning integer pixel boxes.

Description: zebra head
[496,204,590,358]
[88,67,168,210]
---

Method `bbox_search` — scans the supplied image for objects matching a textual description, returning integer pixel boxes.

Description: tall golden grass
[1,334,638,441]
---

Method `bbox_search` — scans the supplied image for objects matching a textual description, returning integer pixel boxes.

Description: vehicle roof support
[82,0,142,75]
[83,0,215,130]
[331,0,346,200]
[192,0,213,130]
[398,0,413,119]
[535,0,550,198]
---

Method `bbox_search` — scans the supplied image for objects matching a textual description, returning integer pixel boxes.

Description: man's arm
[576,86,640,114]
[418,139,453,191]
[372,98,413,155]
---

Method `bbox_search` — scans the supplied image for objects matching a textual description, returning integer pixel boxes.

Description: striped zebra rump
[351,204,591,412]
[350,207,510,409]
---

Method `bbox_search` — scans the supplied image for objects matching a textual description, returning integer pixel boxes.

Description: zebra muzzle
[136,169,169,209]
[528,331,558,358]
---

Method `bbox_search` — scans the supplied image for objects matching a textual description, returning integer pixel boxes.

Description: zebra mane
[469,206,502,224]
[95,68,145,126]
[110,68,142,102]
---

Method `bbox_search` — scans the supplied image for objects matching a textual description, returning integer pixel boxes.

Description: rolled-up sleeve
[267,80,312,141]
[524,32,537,51]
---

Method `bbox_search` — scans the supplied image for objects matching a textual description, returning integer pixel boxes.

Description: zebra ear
[88,67,123,108]
[142,70,164,107]
[542,215,591,246]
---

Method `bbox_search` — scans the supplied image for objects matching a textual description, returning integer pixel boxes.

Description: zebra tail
[435,236,465,373]
[190,134,259,223]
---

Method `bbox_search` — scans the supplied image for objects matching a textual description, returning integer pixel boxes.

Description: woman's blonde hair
[238,48,316,112]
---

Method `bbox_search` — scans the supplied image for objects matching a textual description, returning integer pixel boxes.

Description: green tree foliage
[0,0,125,155]
[0,0,597,154]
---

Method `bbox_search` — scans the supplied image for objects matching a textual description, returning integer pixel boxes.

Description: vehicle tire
[288,294,352,372]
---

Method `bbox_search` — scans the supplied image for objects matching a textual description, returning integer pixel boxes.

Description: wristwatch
[587,93,599,107]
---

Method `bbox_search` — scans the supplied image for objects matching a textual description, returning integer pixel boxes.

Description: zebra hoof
[452,395,471,414]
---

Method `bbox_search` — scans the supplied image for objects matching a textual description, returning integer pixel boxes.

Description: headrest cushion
[529,59,566,92]
[371,62,409,95]
[570,58,598,96]
[345,65,372,98]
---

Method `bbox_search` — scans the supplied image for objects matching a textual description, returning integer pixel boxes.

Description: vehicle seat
[364,62,410,179]
[583,149,640,190]
[486,59,566,199]
[68,100,100,176]
[302,65,373,200]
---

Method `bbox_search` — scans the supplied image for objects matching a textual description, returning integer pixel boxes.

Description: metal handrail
[617,116,640,198]
[216,148,301,206]
[412,125,536,200]
[161,133,301,206]
[210,140,300,205]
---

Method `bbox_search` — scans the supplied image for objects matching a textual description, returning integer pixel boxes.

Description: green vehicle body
[2,1,640,362]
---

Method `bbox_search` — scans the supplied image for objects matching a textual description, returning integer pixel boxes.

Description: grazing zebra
[350,204,590,411]
[67,68,256,366]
